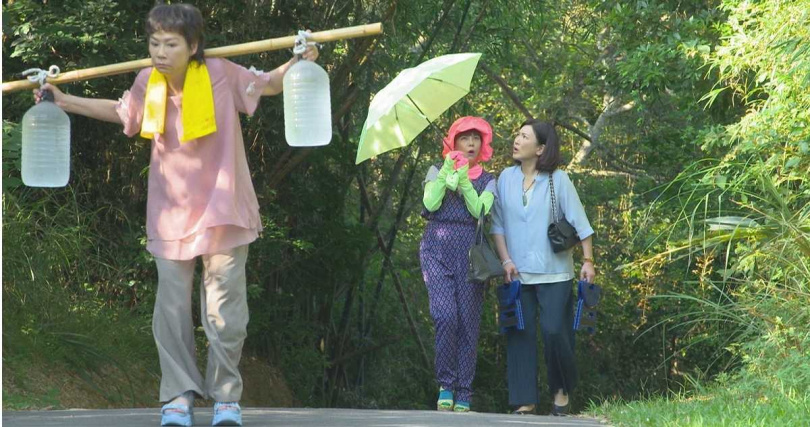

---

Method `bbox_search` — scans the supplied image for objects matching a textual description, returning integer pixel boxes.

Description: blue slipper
[453,401,471,412]
[212,401,242,426]
[437,387,454,411]
[161,403,194,426]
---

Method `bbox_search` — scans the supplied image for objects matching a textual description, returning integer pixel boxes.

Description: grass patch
[2,357,160,410]
[590,295,810,426]
[591,381,809,426]
[2,353,295,410]
[2,303,162,410]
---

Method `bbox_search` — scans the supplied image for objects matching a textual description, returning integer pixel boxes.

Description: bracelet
[501,259,514,266]
[582,257,594,264]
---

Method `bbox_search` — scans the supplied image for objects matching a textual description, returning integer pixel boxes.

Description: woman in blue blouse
[491,119,596,415]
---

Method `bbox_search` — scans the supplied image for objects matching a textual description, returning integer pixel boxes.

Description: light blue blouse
[491,166,594,278]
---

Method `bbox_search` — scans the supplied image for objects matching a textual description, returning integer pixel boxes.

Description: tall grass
[601,158,809,424]
[2,181,159,408]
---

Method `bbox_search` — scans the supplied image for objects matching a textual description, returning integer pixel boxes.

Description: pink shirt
[116,58,271,260]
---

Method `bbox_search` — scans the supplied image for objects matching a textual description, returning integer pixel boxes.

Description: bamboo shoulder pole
[2,23,382,94]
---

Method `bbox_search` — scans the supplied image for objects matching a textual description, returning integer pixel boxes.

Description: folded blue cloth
[497,279,525,334]
[574,280,602,334]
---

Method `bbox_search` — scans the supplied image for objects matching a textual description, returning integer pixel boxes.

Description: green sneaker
[453,401,470,412]
[437,387,454,411]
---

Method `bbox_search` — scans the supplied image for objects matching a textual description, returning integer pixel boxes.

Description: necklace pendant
[522,193,528,206]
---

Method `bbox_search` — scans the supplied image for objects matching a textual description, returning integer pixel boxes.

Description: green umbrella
[355,52,482,164]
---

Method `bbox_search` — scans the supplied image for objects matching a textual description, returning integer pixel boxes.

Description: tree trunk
[571,95,635,166]
[480,63,534,120]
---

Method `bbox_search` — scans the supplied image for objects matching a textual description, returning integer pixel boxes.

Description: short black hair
[146,3,206,63]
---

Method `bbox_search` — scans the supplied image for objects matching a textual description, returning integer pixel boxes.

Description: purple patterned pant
[420,221,485,402]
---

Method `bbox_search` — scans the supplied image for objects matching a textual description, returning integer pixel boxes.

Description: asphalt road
[3,408,609,426]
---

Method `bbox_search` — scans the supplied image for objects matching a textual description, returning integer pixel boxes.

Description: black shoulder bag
[467,205,504,284]
[547,171,580,253]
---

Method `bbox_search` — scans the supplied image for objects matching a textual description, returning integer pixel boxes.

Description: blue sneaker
[161,403,194,426]
[437,387,453,411]
[212,402,242,426]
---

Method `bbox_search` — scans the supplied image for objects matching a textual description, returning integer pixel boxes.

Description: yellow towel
[140,61,216,142]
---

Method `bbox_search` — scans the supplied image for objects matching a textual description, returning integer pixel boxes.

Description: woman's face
[512,125,544,163]
[455,131,483,163]
[149,30,197,77]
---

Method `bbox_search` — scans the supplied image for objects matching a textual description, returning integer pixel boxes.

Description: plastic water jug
[283,59,332,147]
[22,90,71,187]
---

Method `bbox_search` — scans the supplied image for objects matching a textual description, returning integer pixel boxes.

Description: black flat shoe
[512,405,536,415]
[551,402,569,416]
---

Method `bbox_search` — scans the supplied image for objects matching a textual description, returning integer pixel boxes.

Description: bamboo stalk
[1,23,382,93]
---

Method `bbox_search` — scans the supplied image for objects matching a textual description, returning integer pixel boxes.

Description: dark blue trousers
[506,280,577,405]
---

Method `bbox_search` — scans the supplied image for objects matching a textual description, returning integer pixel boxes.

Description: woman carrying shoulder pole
[34,4,318,426]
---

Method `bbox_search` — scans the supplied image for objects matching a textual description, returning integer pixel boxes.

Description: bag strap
[474,204,486,243]
[548,171,559,223]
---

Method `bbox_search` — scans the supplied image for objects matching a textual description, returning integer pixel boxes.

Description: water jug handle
[39,89,55,102]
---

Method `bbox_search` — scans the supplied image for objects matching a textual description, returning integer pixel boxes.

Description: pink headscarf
[442,116,493,180]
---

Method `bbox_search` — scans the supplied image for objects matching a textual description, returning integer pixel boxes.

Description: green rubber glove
[441,153,456,173]
[458,165,494,218]
[423,180,446,212]
[442,154,460,191]
[423,156,455,212]
[445,171,459,191]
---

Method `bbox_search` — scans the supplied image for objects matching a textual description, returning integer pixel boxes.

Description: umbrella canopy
[355,52,482,164]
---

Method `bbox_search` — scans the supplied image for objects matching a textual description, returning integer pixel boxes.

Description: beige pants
[153,245,249,402]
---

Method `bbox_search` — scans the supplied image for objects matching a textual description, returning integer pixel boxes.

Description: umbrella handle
[405,93,449,151]
[442,138,452,153]
[427,120,450,153]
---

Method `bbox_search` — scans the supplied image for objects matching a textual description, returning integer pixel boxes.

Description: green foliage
[3,0,807,420]
[3,2,160,400]
[592,295,810,425]
[597,0,809,422]
[593,383,809,426]
[3,120,23,189]
[2,186,158,408]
